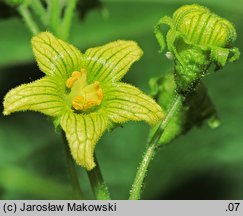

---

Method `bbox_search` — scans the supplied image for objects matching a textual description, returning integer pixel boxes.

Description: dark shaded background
[0,0,243,199]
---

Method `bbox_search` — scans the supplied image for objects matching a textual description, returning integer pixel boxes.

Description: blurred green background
[0,0,243,199]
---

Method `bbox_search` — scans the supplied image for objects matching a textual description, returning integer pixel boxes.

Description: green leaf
[149,72,220,145]
[82,40,143,83]
[31,32,82,79]
[60,111,108,170]
[3,77,67,116]
[104,82,164,125]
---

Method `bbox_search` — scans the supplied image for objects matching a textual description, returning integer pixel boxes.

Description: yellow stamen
[72,95,85,110]
[97,88,103,100]
[66,68,104,111]
[80,68,86,74]
[83,100,98,110]
[94,81,100,89]
[66,71,83,88]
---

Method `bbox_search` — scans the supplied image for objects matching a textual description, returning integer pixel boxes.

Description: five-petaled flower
[3,32,164,170]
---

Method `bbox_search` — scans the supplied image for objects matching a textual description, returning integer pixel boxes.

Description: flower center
[66,68,103,111]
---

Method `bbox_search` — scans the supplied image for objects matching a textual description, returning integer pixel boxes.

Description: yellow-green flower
[3,32,164,170]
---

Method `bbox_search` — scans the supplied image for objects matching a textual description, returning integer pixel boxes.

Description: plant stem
[29,0,48,26]
[62,131,84,199]
[129,139,157,200]
[87,154,111,200]
[60,0,78,40]
[47,0,62,33]
[129,93,182,200]
[18,5,40,35]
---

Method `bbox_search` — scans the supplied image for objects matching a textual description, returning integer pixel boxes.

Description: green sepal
[210,46,229,70]
[174,42,210,93]
[107,121,123,132]
[53,116,62,130]
[149,72,220,146]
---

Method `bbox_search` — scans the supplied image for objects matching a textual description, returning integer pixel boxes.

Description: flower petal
[82,40,143,83]
[3,77,67,117]
[32,32,82,79]
[60,112,108,170]
[104,83,165,125]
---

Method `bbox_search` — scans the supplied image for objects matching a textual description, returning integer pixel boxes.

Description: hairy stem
[62,131,84,199]
[87,155,111,200]
[18,5,40,35]
[60,0,78,40]
[47,0,62,33]
[129,93,182,200]
[29,0,48,26]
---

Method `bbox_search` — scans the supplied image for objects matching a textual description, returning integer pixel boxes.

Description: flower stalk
[47,0,61,33]
[60,0,78,40]
[87,155,111,200]
[29,0,48,26]
[62,131,84,199]
[18,4,40,35]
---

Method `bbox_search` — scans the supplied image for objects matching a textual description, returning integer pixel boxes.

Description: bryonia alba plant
[1,1,240,200]
[3,32,164,170]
